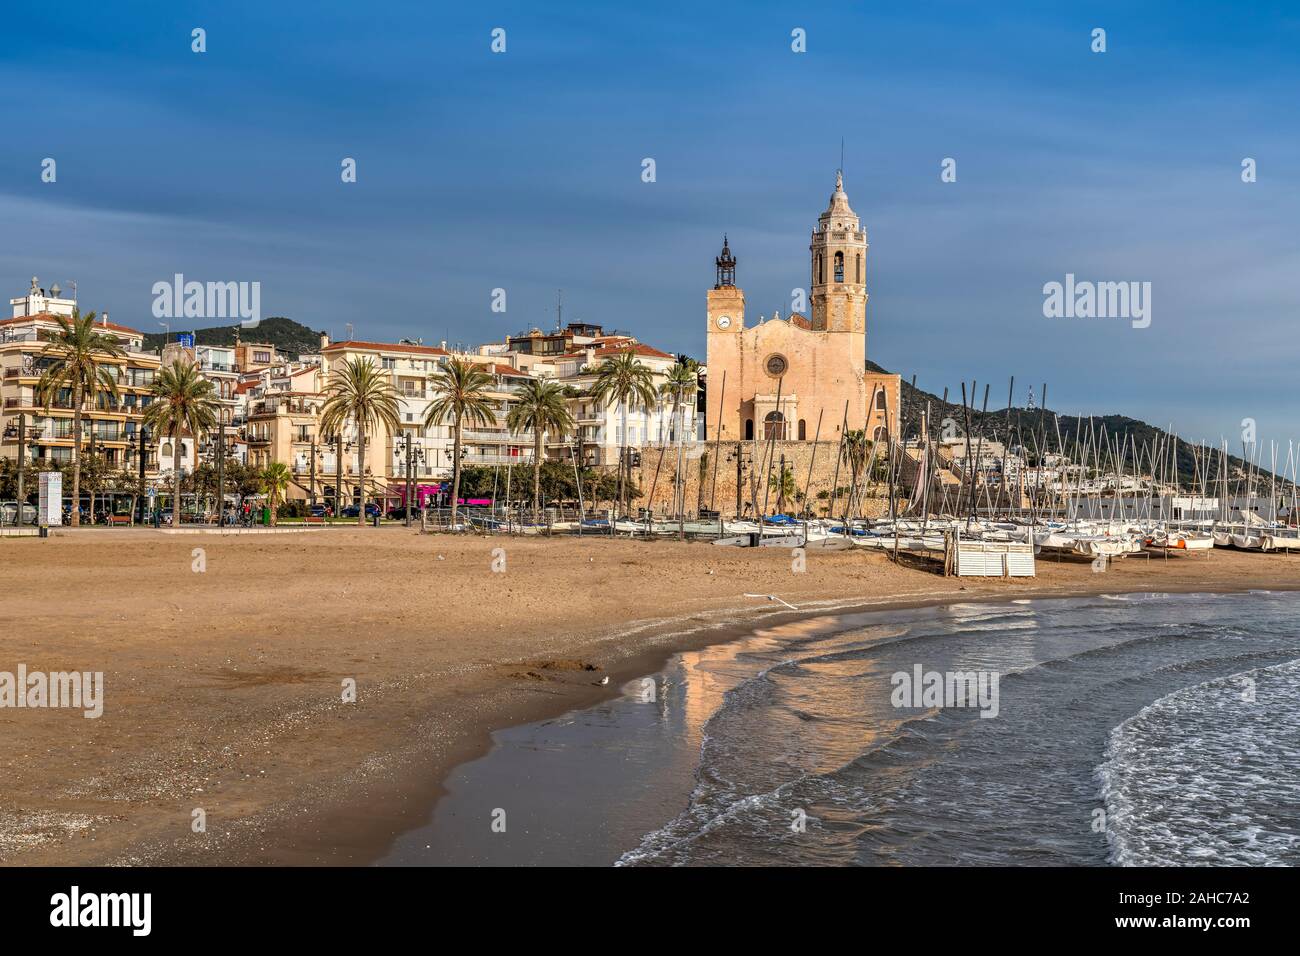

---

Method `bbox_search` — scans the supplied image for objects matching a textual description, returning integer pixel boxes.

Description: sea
[379,590,1300,866]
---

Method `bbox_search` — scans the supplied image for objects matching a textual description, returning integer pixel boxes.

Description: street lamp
[393,433,426,526]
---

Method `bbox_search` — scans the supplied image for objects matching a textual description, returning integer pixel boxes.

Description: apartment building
[318,340,537,505]
[1,279,162,480]
[534,342,697,467]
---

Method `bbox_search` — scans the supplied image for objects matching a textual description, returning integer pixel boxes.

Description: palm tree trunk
[618,405,629,522]
[356,413,367,527]
[676,399,687,539]
[70,386,83,526]
[532,427,542,523]
[172,433,182,525]
[450,418,463,529]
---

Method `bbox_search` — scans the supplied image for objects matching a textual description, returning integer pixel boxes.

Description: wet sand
[0,527,1296,865]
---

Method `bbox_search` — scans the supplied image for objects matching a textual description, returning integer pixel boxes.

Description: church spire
[823,168,855,221]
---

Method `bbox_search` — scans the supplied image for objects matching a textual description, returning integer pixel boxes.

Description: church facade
[705,172,900,448]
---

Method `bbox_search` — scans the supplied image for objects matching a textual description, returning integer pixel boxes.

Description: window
[382,357,396,370]
[765,354,788,377]
[816,254,824,284]
[876,390,887,410]
[254,351,271,364]
[745,419,754,441]
[834,251,844,282]
[856,253,862,283]
[798,419,807,440]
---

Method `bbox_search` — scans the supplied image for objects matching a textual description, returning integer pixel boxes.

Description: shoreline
[2,530,1298,866]
[159,578,1300,867]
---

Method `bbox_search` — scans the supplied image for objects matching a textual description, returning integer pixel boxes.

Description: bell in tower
[715,234,736,289]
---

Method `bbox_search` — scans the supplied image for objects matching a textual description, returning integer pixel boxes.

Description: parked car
[0,501,37,525]
[385,506,423,521]
[340,503,381,519]
[309,503,329,518]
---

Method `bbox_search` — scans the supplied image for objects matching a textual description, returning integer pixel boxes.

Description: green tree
[34,310,125,526]
[425,359,495,529]
[78,448,114,523]
[261,461,292,526]
[769,463,798,515]
[589,352,656,520]
[320,357,400,527]
[142,359,219,524]
[506,378,573,522]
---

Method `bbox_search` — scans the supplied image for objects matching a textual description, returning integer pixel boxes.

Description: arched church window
[834,252,844,282]
[876,390,887,410]
[745,419,754,441]
[798,419,807,440]
[764,411,786,441]
[816,254,824,284]
[873,426,888,444]
[856,253,862,283]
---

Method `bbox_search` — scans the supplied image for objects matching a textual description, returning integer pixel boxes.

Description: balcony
[461,429,532,443]
[463,453,533,466]
[250,399,318,416]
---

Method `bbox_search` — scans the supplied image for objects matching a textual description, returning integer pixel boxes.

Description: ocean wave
[1097,658,1300,866]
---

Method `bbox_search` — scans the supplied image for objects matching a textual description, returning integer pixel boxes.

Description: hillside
[868,361,1266,491]
[141,317,325,356]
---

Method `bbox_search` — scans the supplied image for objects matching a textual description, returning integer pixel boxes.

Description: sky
[2,1,1298,454]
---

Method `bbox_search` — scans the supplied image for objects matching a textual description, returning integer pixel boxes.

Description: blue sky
[3,1,1298,452]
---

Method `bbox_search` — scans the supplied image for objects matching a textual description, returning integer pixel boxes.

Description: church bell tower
[809,170,868,335]
[707,234,744,336]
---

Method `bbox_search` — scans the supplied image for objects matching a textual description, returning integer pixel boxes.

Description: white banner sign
[38,471,62,526]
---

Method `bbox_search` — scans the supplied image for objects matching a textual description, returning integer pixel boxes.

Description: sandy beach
[1,527,1297,866]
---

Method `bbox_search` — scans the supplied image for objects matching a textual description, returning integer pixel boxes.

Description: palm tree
[590,352,657,520]
[425,358,495,530]
[659,359,698,521]
[34,310,125,526]
[320,357,401,527]
[839,429,871,518]
[142,359,219,524]
[506,378,573,522]
[261,461,292,526]
[769,463,798,515]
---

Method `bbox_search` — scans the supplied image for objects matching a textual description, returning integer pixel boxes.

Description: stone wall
[629,440,893,518]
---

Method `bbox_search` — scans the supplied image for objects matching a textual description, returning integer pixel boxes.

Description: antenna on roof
[345,323,354,340]
[556,289,563,330]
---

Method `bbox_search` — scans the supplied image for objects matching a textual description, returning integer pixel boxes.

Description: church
[706,171,900,447]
